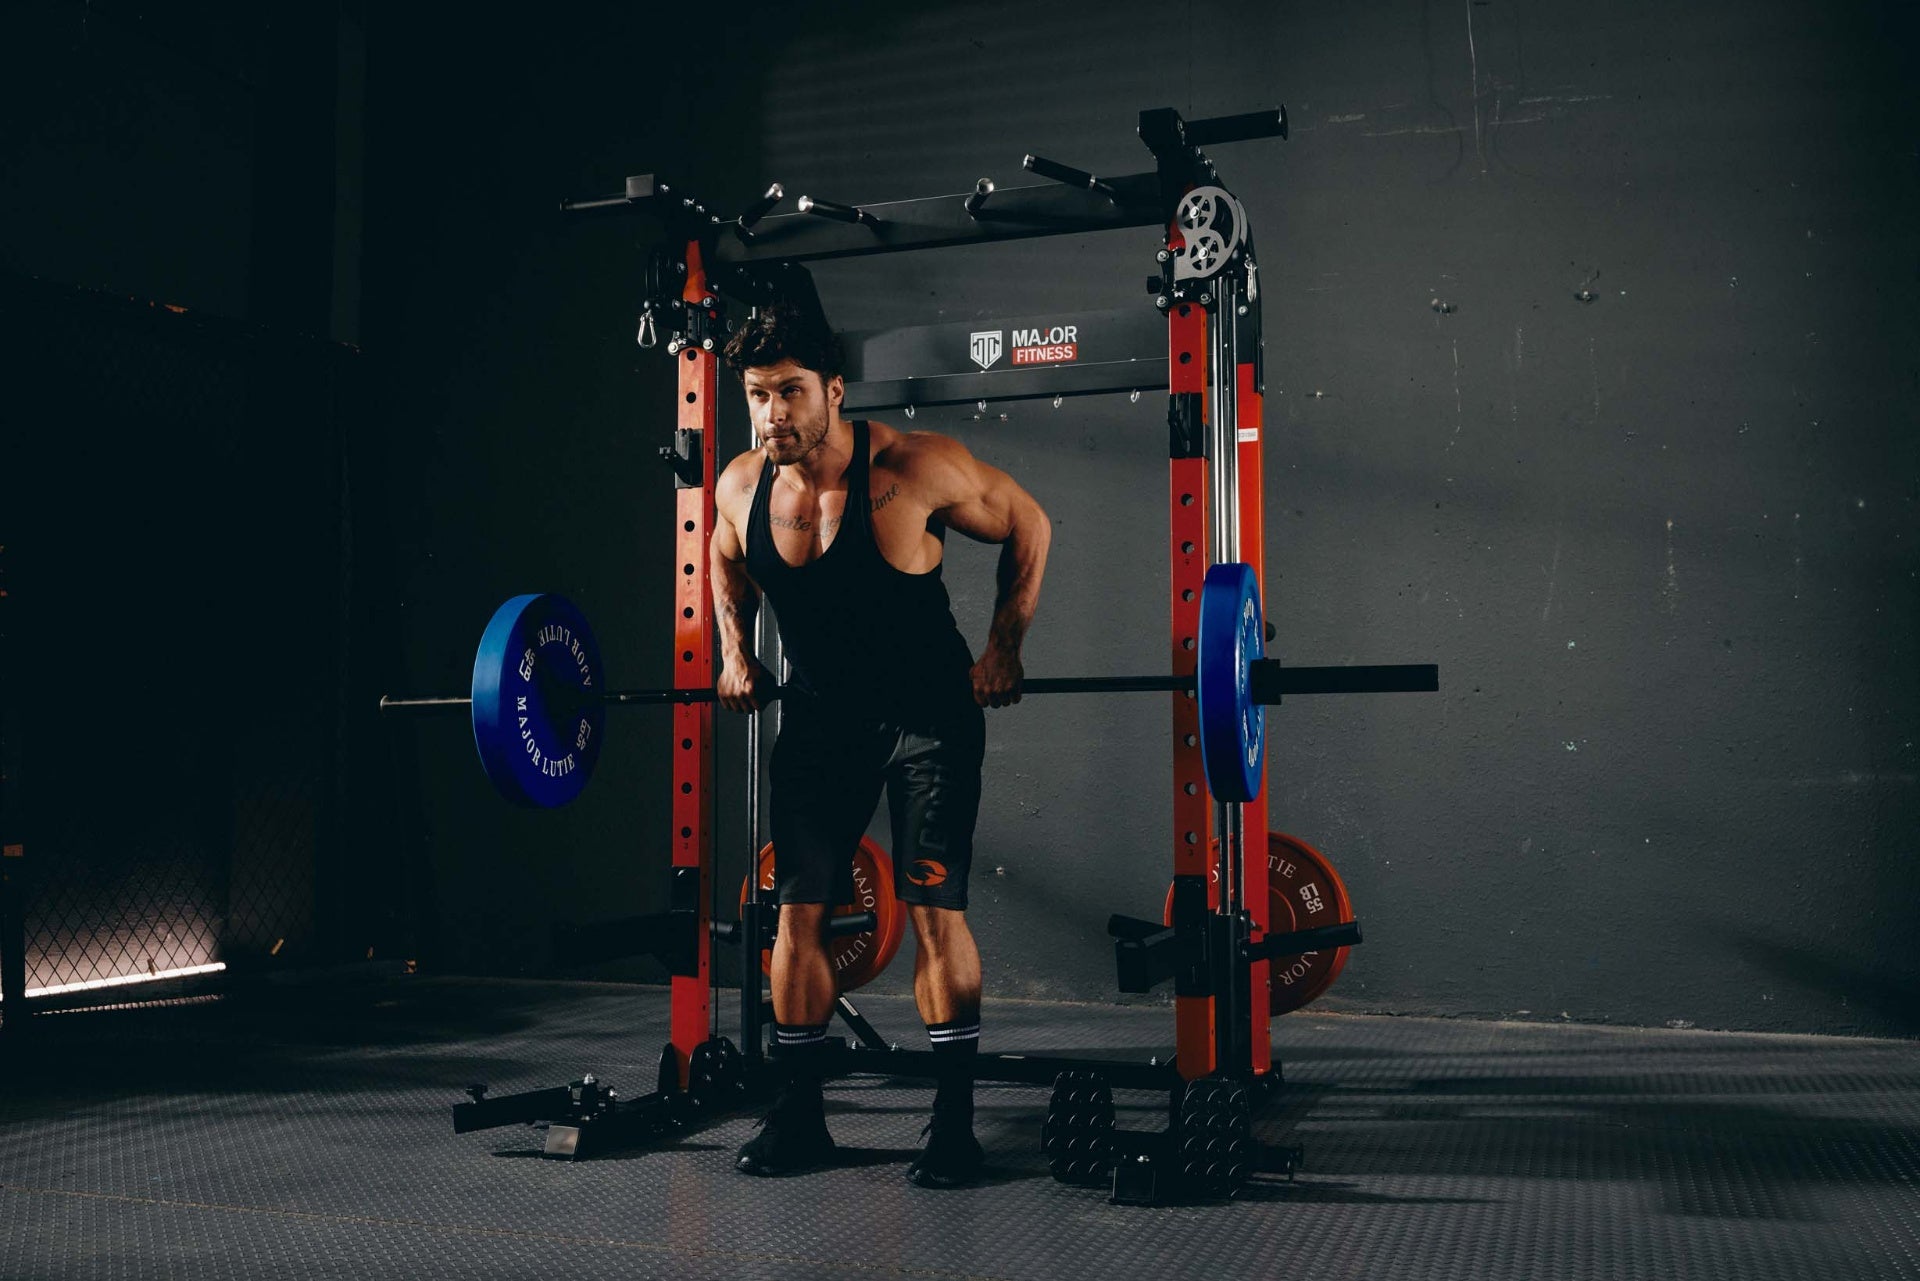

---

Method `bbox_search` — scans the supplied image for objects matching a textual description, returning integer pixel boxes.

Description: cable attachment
[662,299,725,355]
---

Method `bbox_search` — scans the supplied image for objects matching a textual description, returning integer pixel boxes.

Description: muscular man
[711,301,1050,1187]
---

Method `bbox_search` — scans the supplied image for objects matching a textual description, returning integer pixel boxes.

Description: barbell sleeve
[378,694,475,713]
[1250,660,1439,699]
[557,192,637,214]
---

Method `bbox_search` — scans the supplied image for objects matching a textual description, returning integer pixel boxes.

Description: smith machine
[415,105,1440,1204]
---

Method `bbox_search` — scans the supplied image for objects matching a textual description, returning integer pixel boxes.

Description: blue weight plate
[1197,562,1265,802]
[471,593,606,808]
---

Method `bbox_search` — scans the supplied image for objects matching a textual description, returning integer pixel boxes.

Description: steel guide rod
[732,603,777,1059]
[745,609,765,904]
[738,606,766,1043]
[1209,269,1245,927]
[1210,267,1247,1075]
[1229,263,1275,1076]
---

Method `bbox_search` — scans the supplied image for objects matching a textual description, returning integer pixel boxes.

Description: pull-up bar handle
[737,183,785,231]
[797,195,878,228]
[1183,107,1288,146]
[1022,154,1116,198]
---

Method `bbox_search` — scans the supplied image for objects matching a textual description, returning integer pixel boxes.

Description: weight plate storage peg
[1262,831,1355,1012]
[1196,562,1265,802]
[1165,831,1357,1015]
[471,593,607,808]
[740,837,906,993]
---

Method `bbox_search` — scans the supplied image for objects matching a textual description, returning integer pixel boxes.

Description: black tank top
[745,420,975,718]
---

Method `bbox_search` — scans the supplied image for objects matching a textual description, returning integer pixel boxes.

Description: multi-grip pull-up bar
[555,105,1287,265]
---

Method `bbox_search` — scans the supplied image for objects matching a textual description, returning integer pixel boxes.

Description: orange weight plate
[740,836,905,993]
[1164,830,1355,1014]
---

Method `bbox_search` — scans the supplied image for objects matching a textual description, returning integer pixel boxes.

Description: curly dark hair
[722,300,846,384]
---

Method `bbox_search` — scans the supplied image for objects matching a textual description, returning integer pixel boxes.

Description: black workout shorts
[769,697,985,912]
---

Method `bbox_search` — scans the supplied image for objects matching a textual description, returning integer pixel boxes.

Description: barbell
[379,563,1437,808]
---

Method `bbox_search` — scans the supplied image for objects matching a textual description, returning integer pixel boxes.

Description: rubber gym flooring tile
[1,978,1916,1280]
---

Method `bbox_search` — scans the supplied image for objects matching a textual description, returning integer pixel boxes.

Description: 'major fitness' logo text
[969,324,1082,371]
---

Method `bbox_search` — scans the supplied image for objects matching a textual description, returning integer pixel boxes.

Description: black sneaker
[906,1112,984,1188]
[735,1099,836,1177]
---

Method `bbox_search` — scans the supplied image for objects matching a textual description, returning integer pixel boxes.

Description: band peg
[964,177,995,219]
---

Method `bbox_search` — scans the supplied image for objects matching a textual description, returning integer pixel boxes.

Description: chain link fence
[0,272,366,1014]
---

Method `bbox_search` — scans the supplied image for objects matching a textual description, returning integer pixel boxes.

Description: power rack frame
[452,104,1435,1203]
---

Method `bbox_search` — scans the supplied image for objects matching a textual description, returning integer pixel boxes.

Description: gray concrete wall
[367,0,1917,1035]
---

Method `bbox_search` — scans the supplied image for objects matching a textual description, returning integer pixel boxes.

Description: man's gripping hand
[971,644,1025,709]
[717,657,776,713]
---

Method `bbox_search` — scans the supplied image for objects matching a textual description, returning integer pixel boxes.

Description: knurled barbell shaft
[376,663,1437,715]
[379,672,1193,714]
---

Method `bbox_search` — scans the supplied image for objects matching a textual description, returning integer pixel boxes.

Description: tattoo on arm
[870,482,901,512]
[712,553,761,666]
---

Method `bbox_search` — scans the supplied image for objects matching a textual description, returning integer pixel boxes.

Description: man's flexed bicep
[921,437,1046,548]
[912,435,1052,706]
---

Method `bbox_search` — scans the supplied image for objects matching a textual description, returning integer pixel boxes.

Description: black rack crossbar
[844,360,1169,412]
[844,1047,1178,1091]
[713,173,1163,265]
[842,308,1165,411]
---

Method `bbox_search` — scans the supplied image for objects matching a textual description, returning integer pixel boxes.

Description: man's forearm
[713,558,761,666]
[986,507,1050,653]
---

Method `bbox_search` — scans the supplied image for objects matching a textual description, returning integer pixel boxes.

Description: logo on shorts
[907,858,949,888]
[968,330,1003,371]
